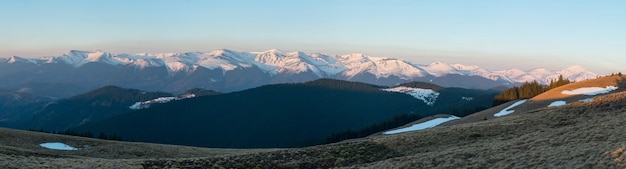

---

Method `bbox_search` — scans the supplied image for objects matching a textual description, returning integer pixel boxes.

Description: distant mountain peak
[530,67,550,71]
[428,61,446,65]
[339,53,368,59]
[421,61,459,77]
[68,49,103,54]
[56,50,119,67]
[265,48,286,53]
[212,49,235,55]
[7,56,36,64]
[72,85,136,98]
[563,65,586,71]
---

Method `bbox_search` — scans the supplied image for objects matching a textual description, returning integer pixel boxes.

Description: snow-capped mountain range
[0,49,599,97]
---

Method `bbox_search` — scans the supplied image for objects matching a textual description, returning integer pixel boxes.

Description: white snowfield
[561,86,618,96]
[580,98,595,103]
[2,49,598,84]
[129,94,195,110]
[548,101,567,107]
[40,142,78,150]
[382,86,440,106]
[383,116,460,135]
[494,100,528,117]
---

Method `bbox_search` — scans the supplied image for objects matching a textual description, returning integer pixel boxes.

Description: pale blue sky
[1,0,624,74]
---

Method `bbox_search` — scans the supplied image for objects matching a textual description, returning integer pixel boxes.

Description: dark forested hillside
[0,90,55,127]
[322,82,497,143]
[75,79,422,148]
[180,88,222,96]
[70,86,172,103]
[74,79,496,148]
[395,81,496,115]
[19,86,172,131]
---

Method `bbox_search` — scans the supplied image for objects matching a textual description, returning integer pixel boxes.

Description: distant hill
[73,79,495,148]
[19,86,173,131]
[441,75,625,127]
[531,75,625,101]
[0,90,55,127]
[180,88,222,97]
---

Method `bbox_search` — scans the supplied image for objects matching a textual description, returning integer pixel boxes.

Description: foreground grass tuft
[142,141,400,169]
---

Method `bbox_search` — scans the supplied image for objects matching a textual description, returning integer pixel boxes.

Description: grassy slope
[533,75,625,101]
[357,90,626,168]
[0,128,276,168]
[442,75,625,126]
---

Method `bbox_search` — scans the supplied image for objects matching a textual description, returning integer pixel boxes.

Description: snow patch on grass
[383,116,459,134]
[562,86,618,96]
[494,100,527,117]
[548,101,566,107]
[382,86,439,106]
[40,142,78,150]
[580,98,595,103]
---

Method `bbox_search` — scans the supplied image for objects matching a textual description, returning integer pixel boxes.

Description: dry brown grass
[441,100,517,126]
[533,75,625,101]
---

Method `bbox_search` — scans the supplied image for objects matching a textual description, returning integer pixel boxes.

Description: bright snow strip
[493,100,527,117]
[383,116,460,135]
[129,94,195,110]
[461,97,474,101]
[40,142,78,150]
[548,101,566,107]
[382,87,440,106]
[580,98,595,103]
[561,86,618,96]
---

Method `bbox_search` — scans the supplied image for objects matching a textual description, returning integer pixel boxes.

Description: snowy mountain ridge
[2,49,599,86]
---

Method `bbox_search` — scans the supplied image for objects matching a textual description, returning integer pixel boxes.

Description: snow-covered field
[39,142,78,150]
[580,98,595,103]
[382,86,439,106]
[548,101,567,107]
[383,116,460,135]
[493,100,527,117]
[562,86,618,96]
